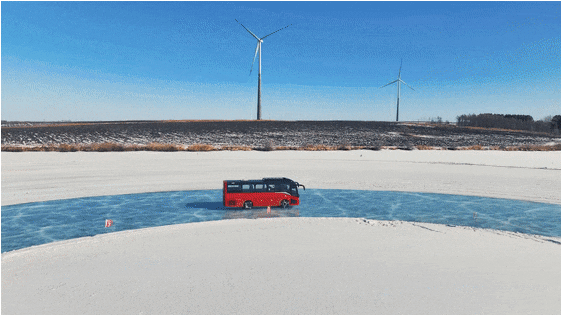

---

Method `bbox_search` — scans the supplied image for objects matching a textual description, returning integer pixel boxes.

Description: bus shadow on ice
[185,201,226,210]
[222,208,300,220]
[185,201,300,219]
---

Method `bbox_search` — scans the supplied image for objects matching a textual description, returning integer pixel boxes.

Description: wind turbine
[236,19,291,120]
[380,60,415,122]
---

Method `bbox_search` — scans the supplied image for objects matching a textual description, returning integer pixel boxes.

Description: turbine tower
[236,19,291,120]
[380,60,415,122]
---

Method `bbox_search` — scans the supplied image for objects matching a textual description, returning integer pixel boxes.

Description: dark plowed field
[1,120,560,149]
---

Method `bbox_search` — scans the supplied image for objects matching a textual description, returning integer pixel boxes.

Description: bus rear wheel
[280,200,289,208]
[243,201,253,209]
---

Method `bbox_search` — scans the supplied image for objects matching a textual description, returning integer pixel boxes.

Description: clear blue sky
[2,1,560,122]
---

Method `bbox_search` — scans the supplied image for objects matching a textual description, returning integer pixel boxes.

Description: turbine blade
[379,79,398,89]
[398,59,402,78]
[400,79,415,91]
[250,41,260,75]
[235,19,260,40]
[261,24,292,39]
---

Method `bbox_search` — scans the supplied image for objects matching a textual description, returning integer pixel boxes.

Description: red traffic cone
[105,219,113,227]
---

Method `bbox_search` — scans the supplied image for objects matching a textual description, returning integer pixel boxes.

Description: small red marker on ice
[105,219,113,227]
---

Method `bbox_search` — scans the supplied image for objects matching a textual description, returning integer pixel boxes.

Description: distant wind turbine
[380,60,415,122]
[236,19,291,120]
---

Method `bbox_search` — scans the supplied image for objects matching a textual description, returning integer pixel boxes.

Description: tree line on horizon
[456,113,561,134]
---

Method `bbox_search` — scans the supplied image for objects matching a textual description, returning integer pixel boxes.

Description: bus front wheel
[280,200,289,208]
[243,201,253,209]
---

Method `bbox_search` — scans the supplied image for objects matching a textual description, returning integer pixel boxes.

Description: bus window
[242,184,252,191]
[254,184,265,191]
[267,184,275,191]
[227,184,241,193]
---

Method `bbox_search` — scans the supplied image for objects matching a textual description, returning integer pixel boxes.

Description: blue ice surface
[2,189,560,253]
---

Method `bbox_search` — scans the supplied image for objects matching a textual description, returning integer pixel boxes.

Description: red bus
[223,177,305,209]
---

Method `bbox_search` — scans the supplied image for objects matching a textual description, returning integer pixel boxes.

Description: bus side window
[267,184,275,192]
[242,184,252,191]
[254,184,265,192]
[227,184,241,193]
